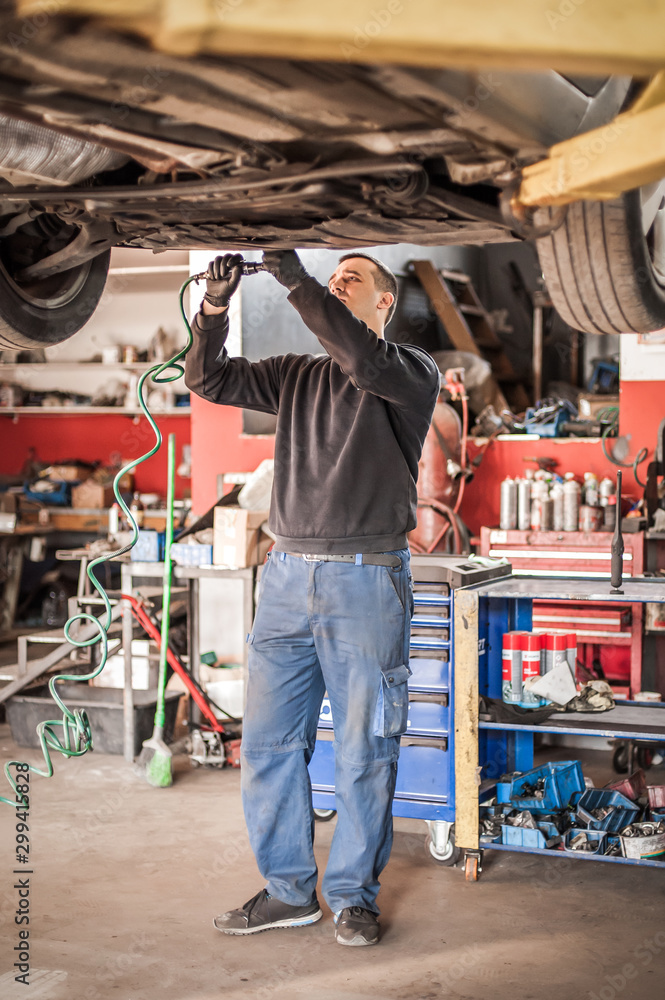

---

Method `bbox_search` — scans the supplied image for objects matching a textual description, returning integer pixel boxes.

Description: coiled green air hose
[1,273,201,807]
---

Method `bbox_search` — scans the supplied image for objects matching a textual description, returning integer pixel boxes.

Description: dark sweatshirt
[185,276,440,554]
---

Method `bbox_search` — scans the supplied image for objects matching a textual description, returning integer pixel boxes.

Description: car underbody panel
[0,13,631,262]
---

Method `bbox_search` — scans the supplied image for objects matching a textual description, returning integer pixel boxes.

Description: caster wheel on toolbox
[464,855,480,881]
[313,808,336,822]
[425,831,461,866]
[612,744,629,774]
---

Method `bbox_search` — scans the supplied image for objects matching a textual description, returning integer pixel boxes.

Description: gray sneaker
[213,889,322,935]
[334,906,380,946]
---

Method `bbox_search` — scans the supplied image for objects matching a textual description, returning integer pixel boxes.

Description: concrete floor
[0,726,664,1000]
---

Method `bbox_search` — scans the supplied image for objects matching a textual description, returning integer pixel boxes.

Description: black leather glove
[204,253,243,308]
[262,250,309,291]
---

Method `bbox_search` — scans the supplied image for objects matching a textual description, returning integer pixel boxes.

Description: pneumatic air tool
[193,257,266,281]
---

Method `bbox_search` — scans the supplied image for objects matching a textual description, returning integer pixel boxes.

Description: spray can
[517,478,531,531]
[542,632,554,677]
[530,480,549,530]
[521,632,542,707]
[108,503,120,539]
[563,477,581,531]
[551,633,569,672]
[583,472,599,507]
[566,632,578,681]
[599,477,615,506]
[551,482,564,531]
[540,496,554,531]
[501,632,522,704]
[499,477,518,530]
[580,504,603,532]
[604,494,617,529]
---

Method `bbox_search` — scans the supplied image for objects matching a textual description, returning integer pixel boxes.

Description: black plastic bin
[6,683,182,757]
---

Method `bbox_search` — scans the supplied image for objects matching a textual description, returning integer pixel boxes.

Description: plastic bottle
[599,477,615,506]
[42,581,68,627]
[583,472,599,507]
[129,492,145,528]
[108,503,120,538]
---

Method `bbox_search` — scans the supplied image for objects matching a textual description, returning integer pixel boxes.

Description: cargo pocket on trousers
[372,663,412,738]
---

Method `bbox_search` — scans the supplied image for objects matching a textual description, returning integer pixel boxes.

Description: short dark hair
[338,252,398,325]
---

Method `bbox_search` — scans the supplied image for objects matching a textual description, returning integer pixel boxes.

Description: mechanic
[185,249,439,946]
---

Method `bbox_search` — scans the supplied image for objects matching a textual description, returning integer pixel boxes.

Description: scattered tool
[519,398,609,438]
[610,470,624,595]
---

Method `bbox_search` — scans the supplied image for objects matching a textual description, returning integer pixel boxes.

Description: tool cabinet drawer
[317,696,448,734]
[408,657,450,694]
[309,740,451,805]
[405,701,449,738]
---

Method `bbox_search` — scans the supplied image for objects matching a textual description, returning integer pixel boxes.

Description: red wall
[190,396,275,513]
[1,413,191,499]
[6,378,656,522]
[189,380,662,531]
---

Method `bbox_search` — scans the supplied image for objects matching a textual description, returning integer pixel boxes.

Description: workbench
[454,577,665,878]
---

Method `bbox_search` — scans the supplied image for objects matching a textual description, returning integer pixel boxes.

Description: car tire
[0,248,111,350]
[536,185,665,334]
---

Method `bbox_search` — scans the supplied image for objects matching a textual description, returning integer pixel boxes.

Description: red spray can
[501,632,522,704]
[520,632,542,707]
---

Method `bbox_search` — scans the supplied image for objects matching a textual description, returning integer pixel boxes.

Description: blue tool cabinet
[308,553,512,865]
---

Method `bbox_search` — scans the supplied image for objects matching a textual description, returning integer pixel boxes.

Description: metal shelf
[483,841,665,868]
[479,703,665,741]
[471,575,665,604]
[0,362,171,370]
[0,407,191,416]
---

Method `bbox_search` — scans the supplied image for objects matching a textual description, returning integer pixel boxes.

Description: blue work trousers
[240,549,413,915]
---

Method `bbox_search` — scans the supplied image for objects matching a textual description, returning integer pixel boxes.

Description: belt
[283,551,401,568]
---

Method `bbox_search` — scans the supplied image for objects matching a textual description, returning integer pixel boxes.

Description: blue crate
[563,829,607,855]
[130,529,165,562]
[576,788,640,832]
[501,824,548,848]
[604,834,622,856]
[537,814,569,838]
[509,761,585,812]
[171,543,213,566]
[496,779,513,804]
[23,480,72,506]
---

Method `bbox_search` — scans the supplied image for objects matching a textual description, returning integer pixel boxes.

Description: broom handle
[154,433,176,735]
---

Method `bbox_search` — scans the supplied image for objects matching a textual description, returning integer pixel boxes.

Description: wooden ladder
[409,260,530,413]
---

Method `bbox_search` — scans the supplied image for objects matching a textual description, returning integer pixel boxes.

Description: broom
[137,432,176,787]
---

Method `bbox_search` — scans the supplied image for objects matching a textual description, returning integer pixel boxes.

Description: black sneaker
[334,906,379,946]
[213,889,322,935]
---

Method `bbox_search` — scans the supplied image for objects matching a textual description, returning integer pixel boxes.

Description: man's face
[327,257,390,331]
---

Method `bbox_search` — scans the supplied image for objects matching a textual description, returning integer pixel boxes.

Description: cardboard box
[213,507,271,568]
[577,393,620,419]
[45,463,93,483]
[71,480,115,509]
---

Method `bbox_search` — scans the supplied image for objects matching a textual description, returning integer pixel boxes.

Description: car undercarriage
[0,6,663,346]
